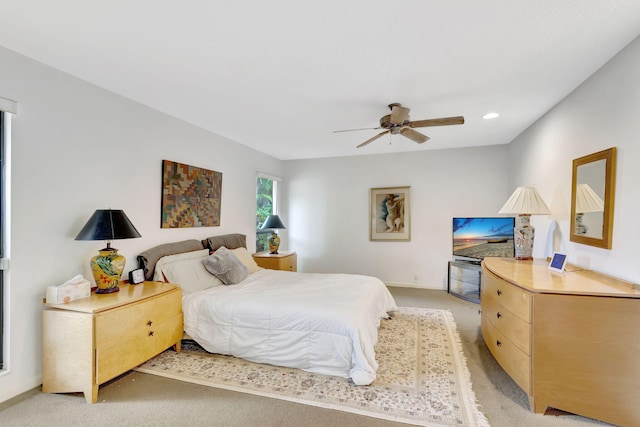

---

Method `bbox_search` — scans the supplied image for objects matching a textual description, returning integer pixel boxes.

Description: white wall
[2,31,639,406]
[0,46,283,403]
[283,145,510,287]
[505,35,640,282]
[283,34,640,288]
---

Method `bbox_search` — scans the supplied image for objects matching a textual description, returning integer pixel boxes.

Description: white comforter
[182,269,397,385]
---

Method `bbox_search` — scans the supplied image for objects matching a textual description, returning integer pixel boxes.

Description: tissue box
[46,275,91,304]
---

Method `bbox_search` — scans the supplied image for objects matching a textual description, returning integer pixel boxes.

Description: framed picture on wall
[161,160,223,228]
[370,186,411,241]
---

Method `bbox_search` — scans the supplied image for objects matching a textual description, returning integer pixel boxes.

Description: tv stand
[447,260,481,303]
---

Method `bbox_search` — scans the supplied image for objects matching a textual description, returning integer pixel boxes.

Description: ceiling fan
[334,103,464,148]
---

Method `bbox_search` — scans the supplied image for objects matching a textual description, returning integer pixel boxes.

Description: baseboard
[385,282,443,290]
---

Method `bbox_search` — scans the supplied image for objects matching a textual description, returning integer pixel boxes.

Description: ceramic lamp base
[514,214,535,260]
[267,232,281,254]
[575,213,587,235]
[90,248,125,294]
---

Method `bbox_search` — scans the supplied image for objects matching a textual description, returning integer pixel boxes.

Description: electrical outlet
[413,273,418,282]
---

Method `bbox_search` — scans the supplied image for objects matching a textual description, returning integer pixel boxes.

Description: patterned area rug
[135,307,490,427]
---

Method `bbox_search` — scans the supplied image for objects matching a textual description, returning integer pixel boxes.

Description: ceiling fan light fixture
[336,103,464,148]
[482,112,500,119]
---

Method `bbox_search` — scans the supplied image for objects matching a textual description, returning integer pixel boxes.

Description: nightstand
[42,281,183,403]
[252,251,297,272]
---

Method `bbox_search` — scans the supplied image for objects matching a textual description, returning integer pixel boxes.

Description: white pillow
[153,248,210,281]
[153,249,223,293]
[231,247,263,273]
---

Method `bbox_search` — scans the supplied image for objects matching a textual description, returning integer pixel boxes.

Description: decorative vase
[267,232,281,254]
[90,248,126,293]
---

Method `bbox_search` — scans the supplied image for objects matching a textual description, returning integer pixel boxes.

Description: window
[0,97,16,371]
[0,112,7,369]
[0,112,4,369]
[256,173,280,252]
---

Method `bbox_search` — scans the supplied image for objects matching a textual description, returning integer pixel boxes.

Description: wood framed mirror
[570,147,616,249]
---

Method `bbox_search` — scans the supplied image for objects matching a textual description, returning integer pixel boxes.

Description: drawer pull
[147,320,153,327]
[496,312,502,319]
[496,289,502,296]
[148,331,154,337]
[496,340,501,347]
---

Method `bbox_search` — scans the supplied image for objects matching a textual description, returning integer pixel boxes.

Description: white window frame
[0,96,16,373]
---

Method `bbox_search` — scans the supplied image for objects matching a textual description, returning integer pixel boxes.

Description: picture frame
[161,160,223,228]
[370,186,411,241]
[549,252,568,273]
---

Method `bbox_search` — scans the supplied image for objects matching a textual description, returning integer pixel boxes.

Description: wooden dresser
[252,251,297,271]
[481,258,640,427]
[43,282,183,403]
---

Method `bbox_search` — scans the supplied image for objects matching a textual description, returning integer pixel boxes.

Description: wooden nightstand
[252,251,297,272]
[42,281,183,403]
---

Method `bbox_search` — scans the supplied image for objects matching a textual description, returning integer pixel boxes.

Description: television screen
[453,217,515,262]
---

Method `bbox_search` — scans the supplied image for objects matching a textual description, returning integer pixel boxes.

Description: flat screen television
[452,217,515,263]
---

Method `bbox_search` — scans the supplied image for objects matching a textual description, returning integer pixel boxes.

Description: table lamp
[75,209,142,293]
[498,187,551,260]
[574,183,604,235]
[261,214,286,254]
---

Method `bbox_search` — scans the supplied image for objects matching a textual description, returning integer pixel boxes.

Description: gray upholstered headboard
[201,233,247,253]
[137,233,247,280]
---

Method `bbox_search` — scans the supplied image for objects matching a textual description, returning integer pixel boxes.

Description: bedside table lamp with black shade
[261,214,286,254]
[75,209,142,293]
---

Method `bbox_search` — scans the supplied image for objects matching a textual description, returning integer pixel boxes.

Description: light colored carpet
[136,307,490,427]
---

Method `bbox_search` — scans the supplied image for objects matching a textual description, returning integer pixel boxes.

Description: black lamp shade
[75,209,142,241]
[261,214,286,230]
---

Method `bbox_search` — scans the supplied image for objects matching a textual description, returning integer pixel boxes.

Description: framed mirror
[570,147,616,249]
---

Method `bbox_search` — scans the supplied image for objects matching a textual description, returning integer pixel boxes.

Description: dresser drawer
[95,290,182,383]
[279,253,296,271]
[482,314,531,394]
[483,269,532,322]
[482,292,531,355]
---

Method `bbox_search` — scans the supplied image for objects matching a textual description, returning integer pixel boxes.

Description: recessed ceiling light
[482,112,500,119]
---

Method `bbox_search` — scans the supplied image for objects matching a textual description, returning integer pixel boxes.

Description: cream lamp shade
[498,187,550,260]
[498,186,551,215]
[575,183,604,213]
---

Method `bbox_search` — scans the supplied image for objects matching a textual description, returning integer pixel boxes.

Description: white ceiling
[2,1,640,160]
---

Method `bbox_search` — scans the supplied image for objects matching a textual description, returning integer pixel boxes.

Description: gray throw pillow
[203,246,250,285]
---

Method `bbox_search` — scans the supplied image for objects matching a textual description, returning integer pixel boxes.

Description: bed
[137,234,398,386]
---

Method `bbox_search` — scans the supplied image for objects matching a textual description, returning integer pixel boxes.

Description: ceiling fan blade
[357,130,389,148]
[390,104,410,125]
[333,126,381,133]
[400,127,430,144]
[409,116,465,128]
